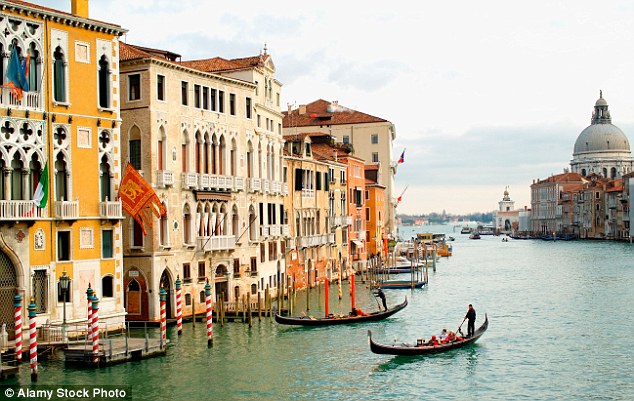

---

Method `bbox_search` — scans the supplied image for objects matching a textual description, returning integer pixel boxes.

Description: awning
[194,191,231,201]
[351,239,364,248]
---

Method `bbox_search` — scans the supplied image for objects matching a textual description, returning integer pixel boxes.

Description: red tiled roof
[120,42,153,62]
[181,54,268,73]
[283,99,389,127]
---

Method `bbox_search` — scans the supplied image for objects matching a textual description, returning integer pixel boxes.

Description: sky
[39,0,634,214]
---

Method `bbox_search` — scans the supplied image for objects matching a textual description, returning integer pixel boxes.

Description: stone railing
[99,200,123,219]
[0,200,46,220]
[54,200,79,220]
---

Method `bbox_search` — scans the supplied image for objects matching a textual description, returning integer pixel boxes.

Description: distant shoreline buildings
[527,92,633,239]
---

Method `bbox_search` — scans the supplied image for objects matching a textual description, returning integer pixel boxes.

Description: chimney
[71,0,89,18]
[299,104,307,115]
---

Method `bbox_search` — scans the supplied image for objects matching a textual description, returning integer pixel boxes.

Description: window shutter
[324,172,330,191]
[295,169,302,190]
[316,172,322,190]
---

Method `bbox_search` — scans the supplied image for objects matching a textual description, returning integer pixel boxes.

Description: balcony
[271,181,282,194]
[281,224,290,237]
[248,178,262,193]
[99,200,123,219]
[302,189,314,198]
[0,87,42,110]
[199,173,211,189]
[269,225,281,237]
[282,183,288,195]
[234,177,245,191]
[327,233,336,243]
[263,179,270,193]
[210,174,233,191]
[0,200,47,221]
[197,235,236,252]
[157,170,174,187]
[54,200,79,220]
[343,216,353,226]
[181,172,198,190]
[260,225,270,237]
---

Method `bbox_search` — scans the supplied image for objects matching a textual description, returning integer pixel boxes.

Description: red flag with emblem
[117,163,166,235]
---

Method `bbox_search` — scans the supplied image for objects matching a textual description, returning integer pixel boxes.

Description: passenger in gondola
[444,330,457,343]
[439,328,448,342]
[425,336,439,346]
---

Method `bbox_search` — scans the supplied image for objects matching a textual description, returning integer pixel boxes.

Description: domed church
[570,91,633,178]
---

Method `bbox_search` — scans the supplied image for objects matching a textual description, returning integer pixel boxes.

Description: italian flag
[33,162,49,208]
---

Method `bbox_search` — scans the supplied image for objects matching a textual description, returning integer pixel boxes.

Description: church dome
[573,91,630,155]
[573,123,630,154]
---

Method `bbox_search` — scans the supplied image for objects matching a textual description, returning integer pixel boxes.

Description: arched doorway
[124,269,149,322]
[159,270,173,319]
[214,264,228,302]
[0,251,18,338]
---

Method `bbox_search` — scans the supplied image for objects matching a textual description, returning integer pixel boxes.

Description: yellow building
[0,0,126,338]
[364,164,386,257]
[283,133,339,288]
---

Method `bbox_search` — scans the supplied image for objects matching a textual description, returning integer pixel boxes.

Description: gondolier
[376,288,387,311]
[464,304,476,337]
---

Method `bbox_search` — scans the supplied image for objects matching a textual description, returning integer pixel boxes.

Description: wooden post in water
[14,291,22,363]
[247,292,252,327]
[205,279,213,346]
[86,285,93,352]
[279,279,285,315]
[27,298,37,382]
[175,276,183,335]
[306,275,310,311]
[219,294,224,327]
[265,286,270,317]
[258,292,262,320]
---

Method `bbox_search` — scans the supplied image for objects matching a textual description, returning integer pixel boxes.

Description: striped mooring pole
[160,287,166,349]
[175,276,183,335]
[86,284,94,344]
[14,291,22,362]
[205,279,213,346]
[91,296,100,364]
[27,297,37,382]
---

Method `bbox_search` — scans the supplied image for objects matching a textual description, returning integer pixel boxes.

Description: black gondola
[274,297,408,326]
[367,314,488,355]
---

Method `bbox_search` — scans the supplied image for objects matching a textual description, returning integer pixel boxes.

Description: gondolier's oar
[456,318,466,335]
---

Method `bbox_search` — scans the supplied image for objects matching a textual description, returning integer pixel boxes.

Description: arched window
[10,153,24,200]
[230,138,237,176]
[195,131,202,174]
[28,42,40,92]
[211,134,217,174]
[602,168,608,178]
[251,284,257,295]
[159,202,168,246]
[183,204,192,245]
[610,167,617,179]
[98,55,110,108]
[54,152,68,201]
[53,46,66,102]
[157,126,166,171]
[102,276,114,298]
[185,293,192,306]
[249,207,257,241]
[219,135,226,175]
[581,168,586,176]
[181,130,189,173]
[129,126,142,170]
[199,290,205,304]
[100,155,111,201]
[232,205,239,238]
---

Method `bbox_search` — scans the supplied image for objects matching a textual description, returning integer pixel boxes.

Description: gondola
[374,280,426,289]
[367,314,488,355]
[274,297,408,326]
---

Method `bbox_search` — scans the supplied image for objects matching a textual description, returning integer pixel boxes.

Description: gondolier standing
[376,288,387,311]
[464,304,476,337]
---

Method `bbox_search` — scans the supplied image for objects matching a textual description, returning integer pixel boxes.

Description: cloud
[327,59,407,92]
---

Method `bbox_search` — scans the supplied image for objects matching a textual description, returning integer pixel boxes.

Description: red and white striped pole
[91,296,100,364]
[27,298,37,382]
[159,287,166,350]
[205,279,213,346]
[86,284,94,344]
[14,291,22,363]
[175,276,182,336]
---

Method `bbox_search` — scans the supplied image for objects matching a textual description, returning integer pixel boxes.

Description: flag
[6,46,29,100]
[397,195,403,203]
[397,149,405,164]
[117,163,167,236]
[33,162,49,208]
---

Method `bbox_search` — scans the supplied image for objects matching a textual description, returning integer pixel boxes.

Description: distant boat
[469,233,481,240]
[460,226,472,234]
[374,280,427,289]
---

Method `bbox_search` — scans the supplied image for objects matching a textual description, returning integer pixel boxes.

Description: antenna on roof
[263,42,268,55]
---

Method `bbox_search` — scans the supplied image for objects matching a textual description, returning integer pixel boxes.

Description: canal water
[4,224,634,400]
